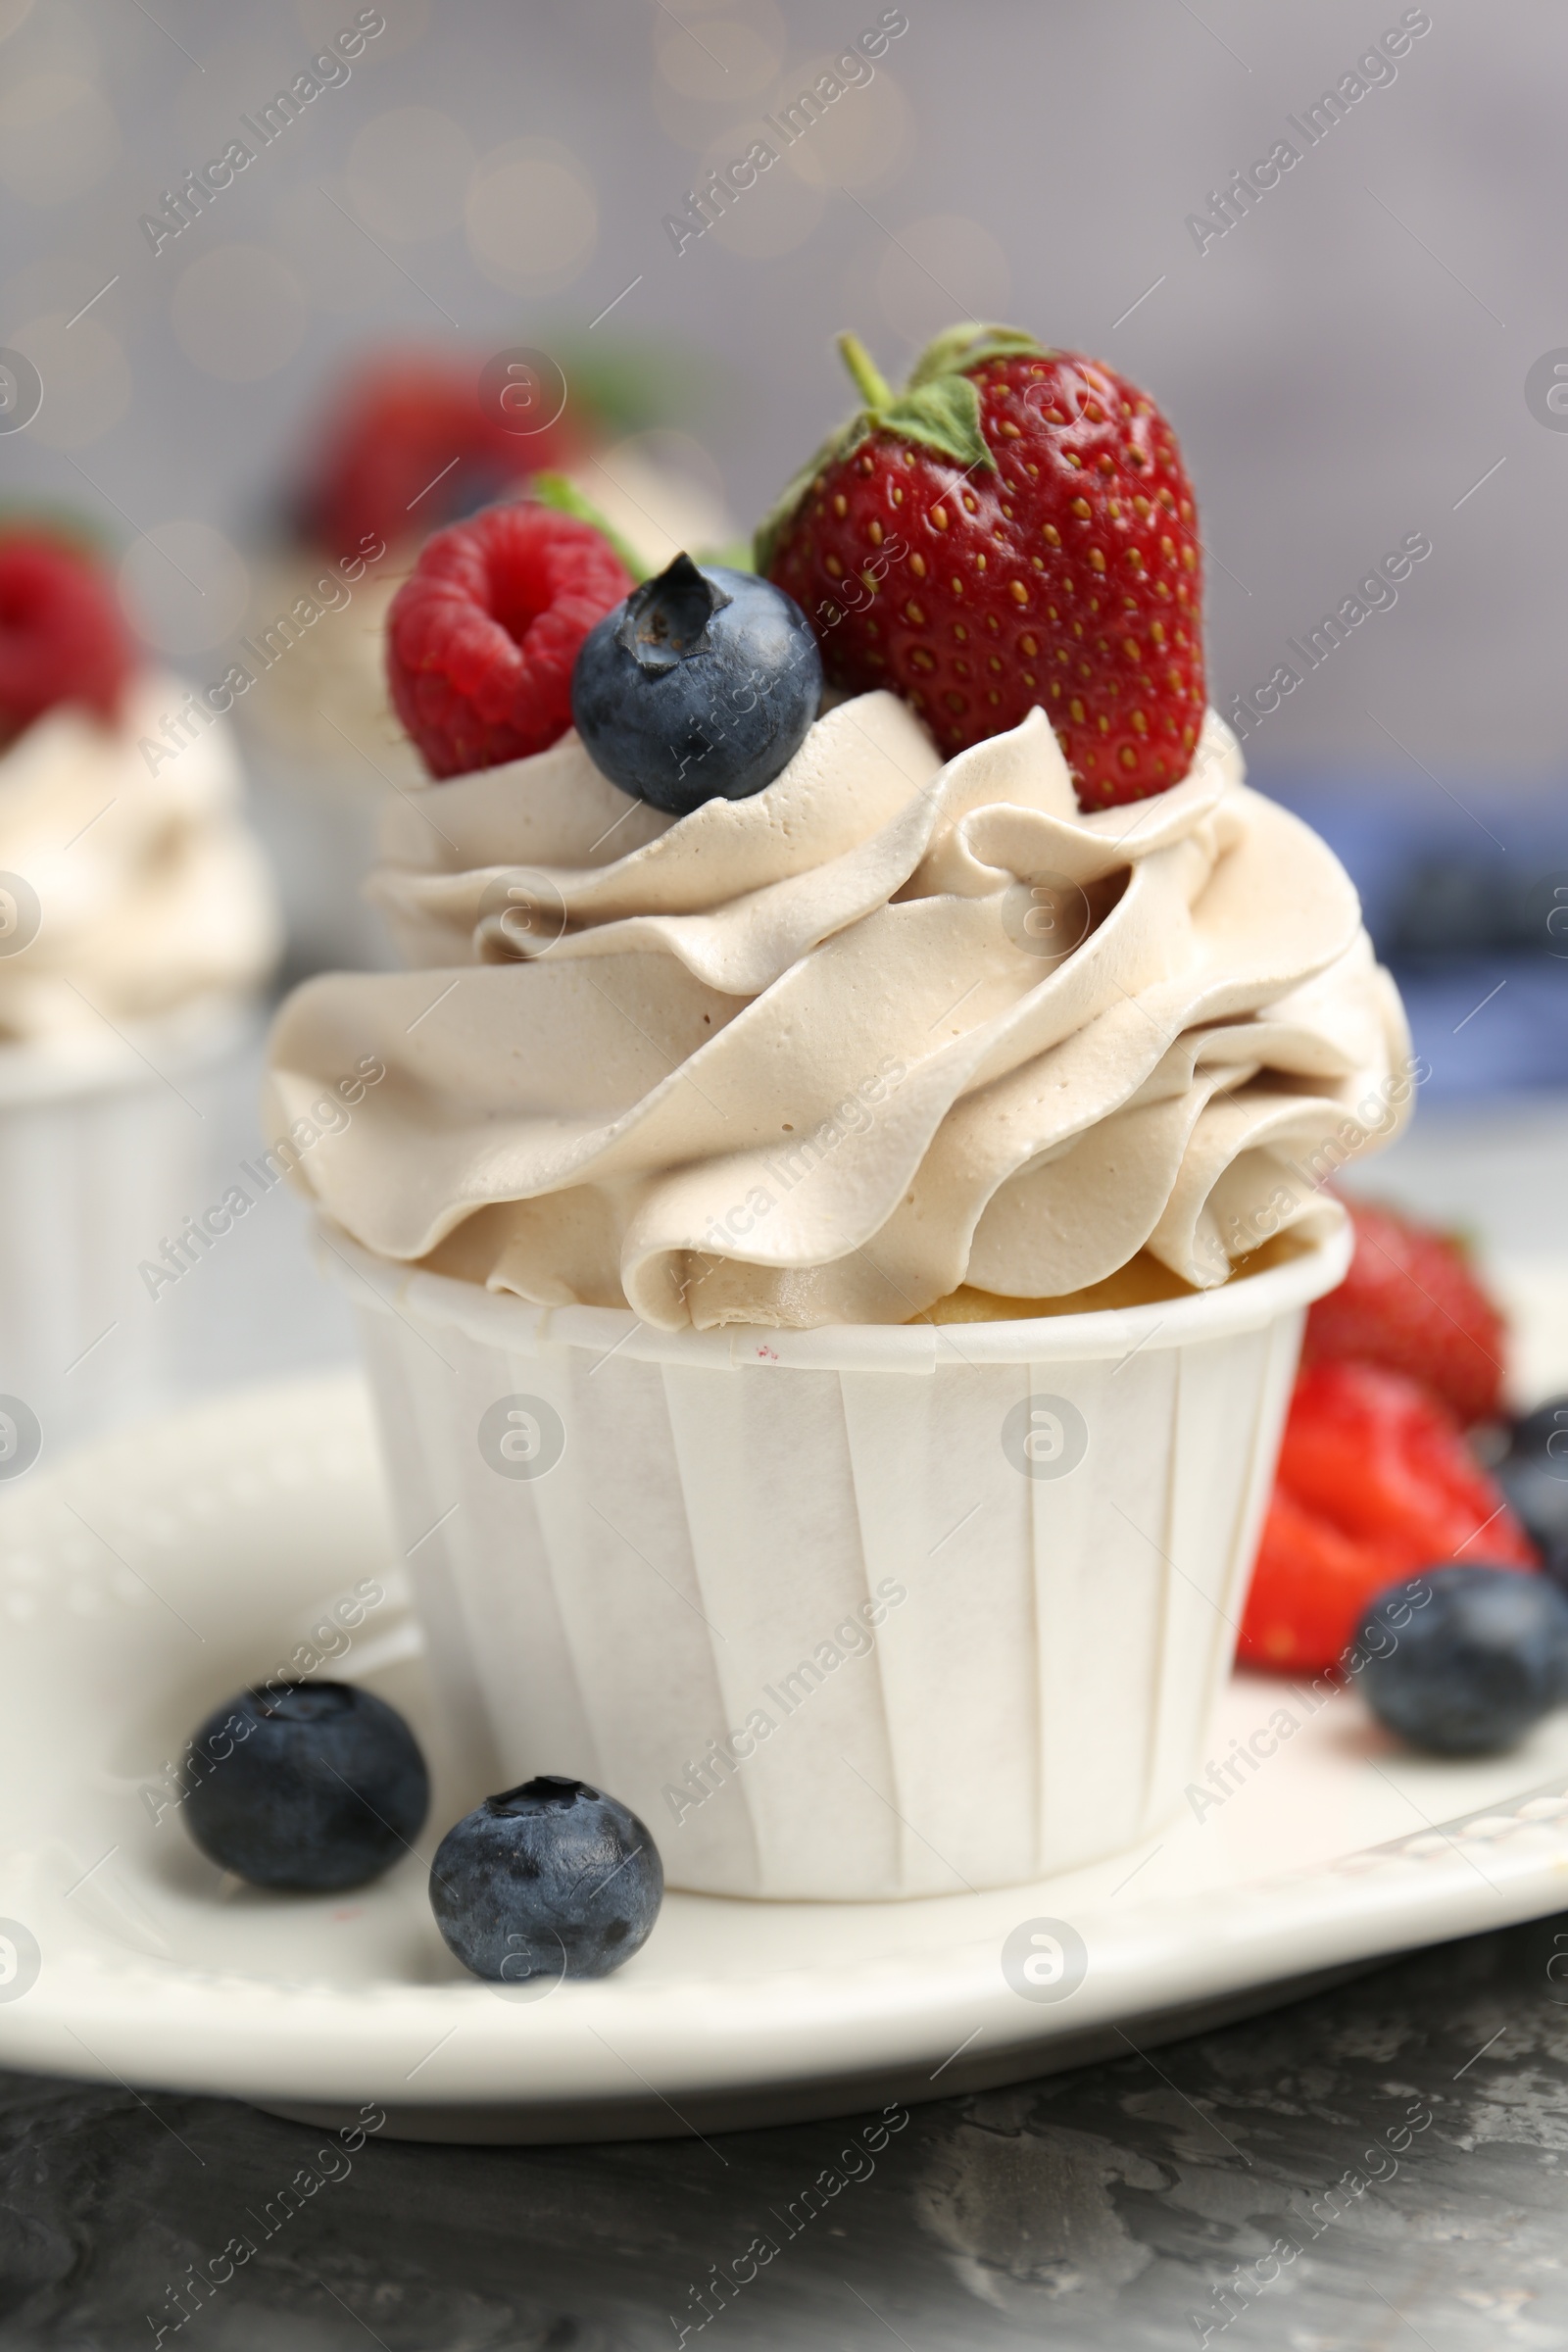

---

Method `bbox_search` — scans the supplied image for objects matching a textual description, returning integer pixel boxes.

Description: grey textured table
[5,1058,1568,2348]
[3,1918,1566,2347]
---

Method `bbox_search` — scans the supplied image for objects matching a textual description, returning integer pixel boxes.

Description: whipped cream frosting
[241,557,423,788]
[265,693,1410,1329]
[0,673,280,1044]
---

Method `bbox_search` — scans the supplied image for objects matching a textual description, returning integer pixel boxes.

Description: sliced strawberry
[1240,1360,1538,1675]
[1302,1197,1506,1426]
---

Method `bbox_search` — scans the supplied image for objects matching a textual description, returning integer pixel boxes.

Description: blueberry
[1494,1396,1568,1584]
[1495,1459,1568,1585]
[181,1683,429,1892]
[571,554,822,815]
[1355,1566,1568,1755]
[1510,1396,1568,1462]
[429,1775,662,1984]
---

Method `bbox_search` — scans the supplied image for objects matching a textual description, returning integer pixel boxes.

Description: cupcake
[242,347,733,974]
[0,525,280,1450]
[266,328,1409,1898]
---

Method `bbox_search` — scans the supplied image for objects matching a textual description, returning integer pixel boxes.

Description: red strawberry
[387,502,633,780]
[298,352,580,559]
[0,531,133,745]
[758,324,1205,806]
[1302,1197,1506,1427]
[1239,1360,1537,1674]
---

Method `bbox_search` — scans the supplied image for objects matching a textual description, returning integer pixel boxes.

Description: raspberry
[0,532,133,744]
[298,353,578,557]
[386,503,634,780]
[1239,1361,1538,1675]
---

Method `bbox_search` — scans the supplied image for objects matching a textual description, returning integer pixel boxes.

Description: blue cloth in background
[1251,771,1568,1100]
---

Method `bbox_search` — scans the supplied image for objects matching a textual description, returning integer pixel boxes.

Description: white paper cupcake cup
[0,997,258,1461]
[323,1219,1350,1900]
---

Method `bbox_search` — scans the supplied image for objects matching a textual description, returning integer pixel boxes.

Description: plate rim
[3,1367,1567,2128]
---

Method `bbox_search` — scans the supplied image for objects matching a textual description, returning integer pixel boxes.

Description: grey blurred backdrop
[0,0,1560,776]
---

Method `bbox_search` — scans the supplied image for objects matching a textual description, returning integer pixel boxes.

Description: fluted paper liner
[325,1221,1350,1899]
[0,1002,255,1455]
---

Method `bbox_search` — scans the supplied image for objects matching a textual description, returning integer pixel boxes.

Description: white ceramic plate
[2,1370,1566,2146]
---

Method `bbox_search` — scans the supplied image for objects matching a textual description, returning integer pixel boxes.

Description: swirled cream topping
[264,695,1409,1328]
[240,554,423,788]
[0,672,281,1043]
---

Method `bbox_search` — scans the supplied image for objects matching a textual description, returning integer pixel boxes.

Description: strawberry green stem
[836,332,893,412]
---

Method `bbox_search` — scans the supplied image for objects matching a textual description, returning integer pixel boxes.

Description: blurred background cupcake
[0,518,280,1457]
[238,338,735,975]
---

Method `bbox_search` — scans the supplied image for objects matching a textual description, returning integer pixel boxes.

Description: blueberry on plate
[1506,1395,1568,1464]
[1355,1565,1568,1755]
[182,1683,429,1892]
[571,553,822,816]
[1492,1394,1568,1584]
[429,1775,662,1984]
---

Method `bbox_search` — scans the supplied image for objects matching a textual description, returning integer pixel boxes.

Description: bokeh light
[0,74,117,204]
[654,11,782,104]
[466,140,597,295]
[781,60,910,191]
